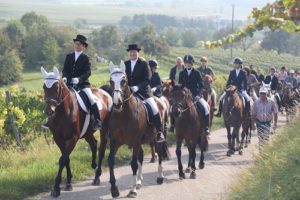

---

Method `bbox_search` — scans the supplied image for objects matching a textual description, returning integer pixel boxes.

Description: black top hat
[73,34,88,47]
[126,44,141,52]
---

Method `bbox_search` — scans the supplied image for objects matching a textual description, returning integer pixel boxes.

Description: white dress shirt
[130,59,138,72]
[75,51,83,61]
[187,68,192,76]
[235,69,240,77]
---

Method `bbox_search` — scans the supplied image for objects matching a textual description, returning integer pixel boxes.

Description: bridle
[110,71,133,102]
[44,78,70,107]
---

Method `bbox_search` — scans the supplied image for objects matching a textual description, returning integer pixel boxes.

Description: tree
[41,37,60,68]
[181,30,198,48]
[4,20,25,50]
[0,31,11,54]
[20,12,48,31]
[0,50,23,86]
[163,27,180,46]
[261,30,290,54]
[73,18,88,29]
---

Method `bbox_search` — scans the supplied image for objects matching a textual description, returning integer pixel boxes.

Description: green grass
[227,116,300,200]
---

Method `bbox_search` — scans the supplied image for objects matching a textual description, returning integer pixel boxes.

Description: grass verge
[227,116,300,200]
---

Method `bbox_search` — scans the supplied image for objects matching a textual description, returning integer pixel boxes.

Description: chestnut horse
[41,67,112,197]
[170,83,208,179]
[223,85,250,156]
[202,74,214,130]
[107,61,170,198]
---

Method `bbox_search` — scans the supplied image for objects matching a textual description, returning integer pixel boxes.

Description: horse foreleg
[137,147,144,189]
[188,145,196,179]
[226,126,232,156]
[85,135,98,169]
[93,132,107,185]
[52,138,77,197]
[157,151,164,185]
[127,147,140,198]
[198,135,207,169]
[176,139,185,179]
[108,140,120,198]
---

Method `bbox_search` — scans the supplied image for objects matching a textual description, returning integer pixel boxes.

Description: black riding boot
[91,103,102,130]
[215,101,223,117]
[203,114,210,135]
[153,113,165,143]
[41,117,51,129]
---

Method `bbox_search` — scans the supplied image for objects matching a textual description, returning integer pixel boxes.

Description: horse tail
[156,141,171,161]
[100,84,113,97]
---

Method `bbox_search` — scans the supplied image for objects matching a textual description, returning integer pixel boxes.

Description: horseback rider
[149,60,162,98]
[42,34,102,129]
[124,44,165,143]
[178,54,210,135]
[243,66,259,92]
[169,57,185,84]
[285,69,300,97]
[264,67,282,111]
[215,57,251,117]
[197,56,217,112]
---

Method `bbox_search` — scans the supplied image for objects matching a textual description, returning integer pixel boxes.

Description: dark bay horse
[107,61,170,198]
[41,67,112,197]
[169,83,208,179]
[202,74,214,130]
[223,85,250,156]
[281,82,298,122]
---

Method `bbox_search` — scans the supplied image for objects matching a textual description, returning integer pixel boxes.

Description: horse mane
[172,85,193,100]
[203,74,213,83]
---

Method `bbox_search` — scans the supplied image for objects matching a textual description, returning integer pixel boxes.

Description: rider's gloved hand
[71,77,79,85]
[131,86,139,93]
[62,77,67,83]
[151,87,157,92]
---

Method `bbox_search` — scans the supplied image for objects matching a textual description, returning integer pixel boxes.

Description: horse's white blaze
[110,70,125,105]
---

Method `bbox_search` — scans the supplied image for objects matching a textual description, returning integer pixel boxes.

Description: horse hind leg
[157,156,164,184]
[93,132,107,185]
[149,141,157,163]
[85,135,98,169]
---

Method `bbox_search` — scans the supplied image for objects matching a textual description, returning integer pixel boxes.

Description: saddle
[134,93,154,125]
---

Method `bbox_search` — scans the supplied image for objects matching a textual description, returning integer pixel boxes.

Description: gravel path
[39,116,286,200]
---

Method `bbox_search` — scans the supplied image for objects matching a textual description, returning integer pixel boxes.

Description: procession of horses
[41,56,300,198]
[40,63,299,199]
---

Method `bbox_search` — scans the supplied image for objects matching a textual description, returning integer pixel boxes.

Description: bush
[0,50,23,86]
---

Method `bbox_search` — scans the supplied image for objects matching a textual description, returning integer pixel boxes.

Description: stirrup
[41,118,49,129]
[204,127,210,136]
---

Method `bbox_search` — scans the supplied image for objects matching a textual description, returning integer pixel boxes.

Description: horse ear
[53,66,60,79]
[171,79,175,87]
[120,60,126,73]
[109,61,115,74]
[41,66,48,78]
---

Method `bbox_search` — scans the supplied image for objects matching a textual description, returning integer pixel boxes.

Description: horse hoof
[239,150,243,155]
[244,144,248,148]
[136,183,142,189]
[185,167,191,173]
[111,186,120,198]
[127,191,137,198]
[190,171,196,179]
[92,178,100,185]
[150,158,156,163]
[51,187,61,197]
[179,173,185,180]
[199,162,205,169]
[227,151,232,157]
[91,163,97,169]
[157,177,164,185]
[64,184,73,191]
[248,140,251,144]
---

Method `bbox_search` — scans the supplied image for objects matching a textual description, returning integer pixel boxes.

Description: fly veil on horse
[170,83,208,179]
[223,85,251,156]
[41,67,112,197]
[107,61,170,198]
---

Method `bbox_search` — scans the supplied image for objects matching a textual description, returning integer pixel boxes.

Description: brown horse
[107,61,170,198]
[223,85,250,156]
[202,74,214,130]
[169,83,208,179]
[41,67,112,197]
[281,82,298,122]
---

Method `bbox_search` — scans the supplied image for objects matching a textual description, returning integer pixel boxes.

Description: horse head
[109,60,130,111]
[169,84,191,117]
[41,66,68,117]
[161,79,173,101]
[203,74,213,92]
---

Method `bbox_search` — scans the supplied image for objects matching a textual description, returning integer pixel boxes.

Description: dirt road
[39,116,285,200]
